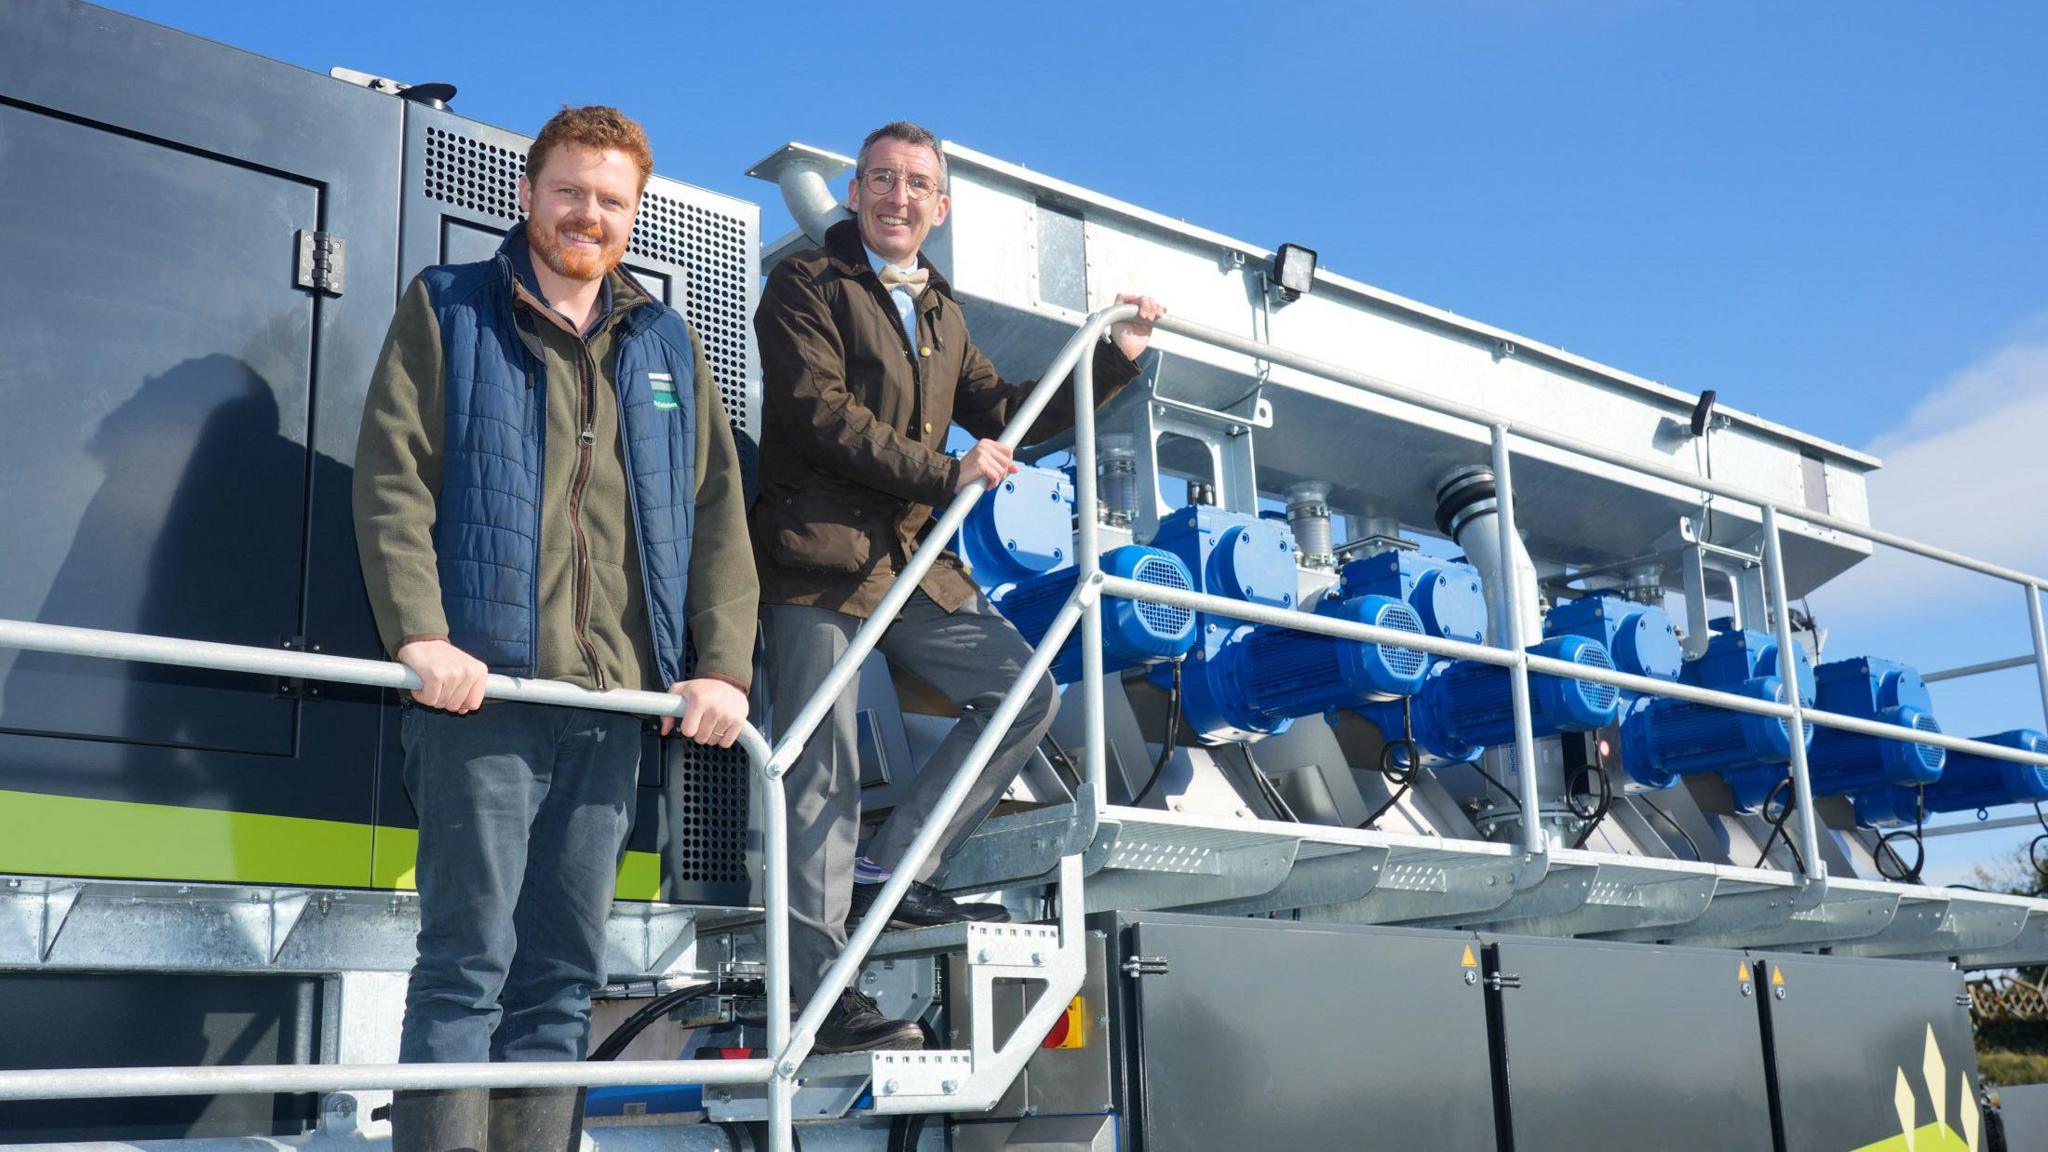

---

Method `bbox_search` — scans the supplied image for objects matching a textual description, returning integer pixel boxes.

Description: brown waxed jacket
[751,220,1141,619]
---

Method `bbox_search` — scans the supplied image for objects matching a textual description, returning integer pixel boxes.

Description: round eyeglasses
[860,168,941,202]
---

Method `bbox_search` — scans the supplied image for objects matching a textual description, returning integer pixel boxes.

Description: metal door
[0,0,399,887]
[1122,913,1499,1151]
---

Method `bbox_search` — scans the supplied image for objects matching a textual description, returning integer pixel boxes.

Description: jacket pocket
[767,488,874,574]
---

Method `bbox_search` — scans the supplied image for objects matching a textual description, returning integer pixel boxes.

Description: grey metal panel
[1121,913,1497,1152]
[1758,951,1983,1152]
[0,0,396,847]
[1483,934,1775,1151]
[0,970,323,1141]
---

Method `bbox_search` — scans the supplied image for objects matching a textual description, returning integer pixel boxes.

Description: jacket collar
[823,218,954,303]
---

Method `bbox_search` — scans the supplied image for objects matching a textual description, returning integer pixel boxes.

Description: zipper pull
[579,426,596,446]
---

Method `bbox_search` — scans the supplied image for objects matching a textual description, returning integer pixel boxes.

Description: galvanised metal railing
[4,302,2048,1150]
[1061,302,2048,893]
[0,617,789,1130]
[0,301,1115,1149]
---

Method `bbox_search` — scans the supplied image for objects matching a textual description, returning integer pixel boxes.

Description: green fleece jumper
[353,267,757,693]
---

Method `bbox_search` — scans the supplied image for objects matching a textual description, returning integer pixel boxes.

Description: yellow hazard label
[1738,960,1752,983]
[1771,965,1786,987]
[1460,945,1478,969]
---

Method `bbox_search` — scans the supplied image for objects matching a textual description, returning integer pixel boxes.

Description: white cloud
[1816,320,2048,624]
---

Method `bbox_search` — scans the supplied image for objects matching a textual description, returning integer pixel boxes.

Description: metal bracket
[1121,955,1169,978]
[1487,971,1523,991]
[294,230,346,295]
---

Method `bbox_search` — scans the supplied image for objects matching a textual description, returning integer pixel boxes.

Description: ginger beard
[528,214,627,282]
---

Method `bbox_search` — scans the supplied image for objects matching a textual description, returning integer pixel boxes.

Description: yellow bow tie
[877,263,929,294]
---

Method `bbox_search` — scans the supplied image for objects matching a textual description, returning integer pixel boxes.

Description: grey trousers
[397,701,641,1064]
[763,591,1057,1005]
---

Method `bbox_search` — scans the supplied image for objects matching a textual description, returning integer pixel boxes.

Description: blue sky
[102,1,2048,880]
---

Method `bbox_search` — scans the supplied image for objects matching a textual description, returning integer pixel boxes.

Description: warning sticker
[1460,945,1479,969]
[1770,965,1787,987]
[1738,960,1752,983]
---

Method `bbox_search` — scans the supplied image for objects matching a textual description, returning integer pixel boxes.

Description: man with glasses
[752,120,1164,1052]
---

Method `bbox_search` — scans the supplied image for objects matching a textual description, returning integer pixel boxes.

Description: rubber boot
[391,1087,490,1152]
[488,1086,586,1152]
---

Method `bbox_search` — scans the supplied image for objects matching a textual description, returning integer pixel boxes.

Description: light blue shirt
[865,245,920,353]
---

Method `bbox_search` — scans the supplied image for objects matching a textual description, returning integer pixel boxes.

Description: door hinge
[1122,955,1169,978]
[1487,972,1523,992]
[295,230,346,295]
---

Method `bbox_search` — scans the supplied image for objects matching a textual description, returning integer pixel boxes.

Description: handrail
[0,617,789,1116]
[2,295,2045,1141]
[1066,302,2048,887]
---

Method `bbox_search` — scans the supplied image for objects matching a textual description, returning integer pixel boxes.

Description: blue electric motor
[1362,634,1622,766]
[1799,656,1945,800]
[1622,676,1806,791]
[1719,655,1944,813]
[1212,593,1431,734]
[1857,729,2048,826]
[1335,549,1487,644]
[1147,505,1303,742]
[1617,623,1816,795]
[959,466,1076,591]
[994,545,1197,684]
[1544,595,1683,685]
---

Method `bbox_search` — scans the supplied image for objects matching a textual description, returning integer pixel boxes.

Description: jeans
[397,700,641,1064]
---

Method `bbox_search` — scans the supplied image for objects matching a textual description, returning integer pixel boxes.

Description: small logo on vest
[648,371,678,411]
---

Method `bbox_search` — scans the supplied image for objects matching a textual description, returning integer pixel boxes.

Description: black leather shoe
[849,880,1012,929]
[814,989,924,1054]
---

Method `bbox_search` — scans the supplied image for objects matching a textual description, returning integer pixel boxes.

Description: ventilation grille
[421,126,755,434]
[1569,642,1621,714]
[1908,713,1945,773]
[1374,602,1429,679]
[1130,554,1193,638]
[672,636,751,888]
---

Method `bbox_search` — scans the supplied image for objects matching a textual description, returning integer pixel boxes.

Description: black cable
[1470,762,1522,811]
[587,982,717,1062]
[1131,658,1184,807]
[1378,696,1419,785]
[1874,787,1926,883]
[1641,797,1703,862]
[1359,782,1412,831]
[2030,801,2048,878]
[1360,696,1422,830]
[1242,744,1301,823]
[1038,730,1084,796]
[1753,777,1807,872]
[1567,757,1614,850]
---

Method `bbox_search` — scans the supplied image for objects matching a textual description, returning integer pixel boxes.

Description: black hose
[1131,658,1184,807]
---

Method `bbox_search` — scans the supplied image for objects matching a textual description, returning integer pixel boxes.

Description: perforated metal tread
[938,803,2048,967]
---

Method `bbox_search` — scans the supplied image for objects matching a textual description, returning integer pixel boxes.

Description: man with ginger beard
[353,106,757,1152]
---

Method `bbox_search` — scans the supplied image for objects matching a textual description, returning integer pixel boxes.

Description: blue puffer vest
[419,225,699,688]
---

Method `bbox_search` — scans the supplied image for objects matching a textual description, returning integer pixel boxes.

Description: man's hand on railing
[394,638,490,713]
[664,678,749,747]
[955,438,1020,492]
[1109,294,1167,362]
